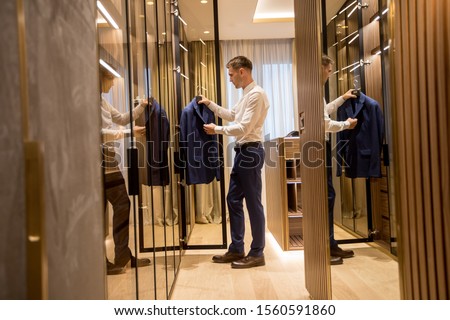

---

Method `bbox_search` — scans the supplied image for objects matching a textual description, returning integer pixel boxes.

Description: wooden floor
[171,223,401,300]
[105,219,400,300]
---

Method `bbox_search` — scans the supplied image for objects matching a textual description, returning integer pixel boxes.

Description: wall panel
[392,0,450,299]
[294,0,331,300]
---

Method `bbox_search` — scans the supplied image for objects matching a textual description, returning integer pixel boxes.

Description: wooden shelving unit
[264,137,303,250]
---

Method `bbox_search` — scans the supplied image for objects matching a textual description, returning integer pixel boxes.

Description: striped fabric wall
[294,0,332,300]
[391,0,450,299]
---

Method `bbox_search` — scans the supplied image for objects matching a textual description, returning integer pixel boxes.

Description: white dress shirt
[207,81,270,145]
[324,96,350,140]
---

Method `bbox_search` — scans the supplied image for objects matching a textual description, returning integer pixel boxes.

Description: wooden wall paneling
[264,139,288,250]
[392,0,450,299]
[294,0,331,300]
[440,0,450,296]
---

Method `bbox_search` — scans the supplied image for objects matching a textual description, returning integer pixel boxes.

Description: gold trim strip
[17,0,48,299]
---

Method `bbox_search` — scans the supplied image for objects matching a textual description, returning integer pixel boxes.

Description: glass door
[173,0,227,250]
[324,0,396,253]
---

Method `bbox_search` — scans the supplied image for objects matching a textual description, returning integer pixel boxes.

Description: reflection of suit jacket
[179,98,220,185]
[336,92,383,178]
[145,99,170,186]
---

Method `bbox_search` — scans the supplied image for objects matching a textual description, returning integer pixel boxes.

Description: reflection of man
[322,55,357,265]
[100,68,151,275]
[201,56,269,269]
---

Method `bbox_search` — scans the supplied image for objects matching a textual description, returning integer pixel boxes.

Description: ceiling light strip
[97,1,119,29]
[339,1,357,14]
[99,59,121,78]
[340,30,359,43]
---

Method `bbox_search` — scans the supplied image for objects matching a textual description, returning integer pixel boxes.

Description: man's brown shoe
[212,251,245,263]
[330,246,354,258]
[231,255,265,269]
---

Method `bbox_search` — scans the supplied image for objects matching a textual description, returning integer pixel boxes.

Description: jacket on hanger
[179,97,221,185]
[145,99,170,186]
[336,92,384,178]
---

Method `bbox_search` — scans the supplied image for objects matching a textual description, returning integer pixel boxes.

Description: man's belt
[234,141,262,151]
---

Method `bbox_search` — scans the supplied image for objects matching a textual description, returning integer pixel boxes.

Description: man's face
[321,63,333,85]
[228,67,243,89]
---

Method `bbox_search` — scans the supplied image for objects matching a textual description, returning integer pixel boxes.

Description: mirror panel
[97,0,138,300]
[177,0,224,248]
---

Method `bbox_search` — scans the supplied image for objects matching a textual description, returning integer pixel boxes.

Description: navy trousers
[227,144,265,257]
[104,171,132,266]
[326,141,338,249]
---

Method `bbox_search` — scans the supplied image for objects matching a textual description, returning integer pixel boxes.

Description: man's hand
[342,89,357,101]
[203,123,216,135]
[134,125,146,136]
[198,96,211,106]
[347,118,358,129]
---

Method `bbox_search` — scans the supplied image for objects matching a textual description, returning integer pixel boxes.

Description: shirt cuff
[214,126,224,134]
[344,120,350,128]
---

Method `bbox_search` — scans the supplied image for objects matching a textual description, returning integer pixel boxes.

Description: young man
[322,54,358,265]
[100,68,151,274]
[201,56,270,269]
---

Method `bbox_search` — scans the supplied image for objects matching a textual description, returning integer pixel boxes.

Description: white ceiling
[179,0,347,41]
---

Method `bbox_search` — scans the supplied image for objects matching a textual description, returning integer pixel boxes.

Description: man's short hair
[99,67,115,81]
[322,54,334,66]
[226,56,253,71]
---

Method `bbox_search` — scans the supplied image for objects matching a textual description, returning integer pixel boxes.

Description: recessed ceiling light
[147,1,154,5]
[201,0,208,4]
[203,30,210,34]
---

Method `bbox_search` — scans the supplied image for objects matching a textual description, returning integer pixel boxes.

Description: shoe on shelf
[212,251,245,263]
[130,256,151,268]
[330,246,354,258]
[231,255,265,269]
[330,256,343,265]
[106,260,126,275]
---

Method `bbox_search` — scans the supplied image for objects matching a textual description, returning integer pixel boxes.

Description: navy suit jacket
[179,98,220,185]
[336,92,383,178]
[145,99,170,186]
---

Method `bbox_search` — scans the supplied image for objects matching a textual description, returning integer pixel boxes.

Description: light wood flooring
[171,223,400,300]
[105,220,400,300]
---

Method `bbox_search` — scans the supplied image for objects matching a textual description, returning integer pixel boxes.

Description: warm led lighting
[339,1,357,14]
[348,4,358,17]
[342,61,360,71]
[382,8,389,15]
[97,1,119,29]
[200,0,208,3]
[180,73,189,80]
[348,34,359,44]
[178,15,187,26]
[99,59,121,78]
[199,38,206,45]
[329,14,337,23]
[349,64,361,72]
[200,62,206,68]
[340,30,358,43]
[203,31,210,34]
[147,1,154,5]
[179,43,188,52]
[253,11,294,22]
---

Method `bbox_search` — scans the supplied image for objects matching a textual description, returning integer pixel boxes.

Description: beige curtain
[188,40,222,224]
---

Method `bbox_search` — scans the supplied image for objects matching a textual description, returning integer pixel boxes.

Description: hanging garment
[336,92,384,178]
[179,97,221,185]
[145,99,170,186]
